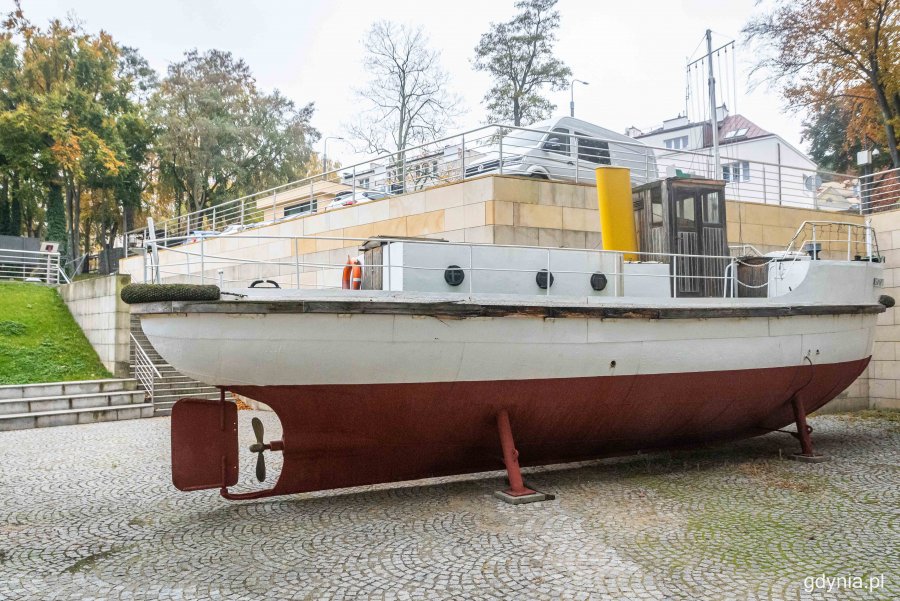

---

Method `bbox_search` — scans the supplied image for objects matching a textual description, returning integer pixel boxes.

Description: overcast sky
[16,0,795,164]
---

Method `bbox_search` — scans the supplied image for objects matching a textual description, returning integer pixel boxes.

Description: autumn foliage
[0,2,319,270]
[745,0,900,169]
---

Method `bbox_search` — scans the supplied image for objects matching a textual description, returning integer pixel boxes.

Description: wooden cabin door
[699,190,727,296]
[671,186,728,297]
[672,187,702,296]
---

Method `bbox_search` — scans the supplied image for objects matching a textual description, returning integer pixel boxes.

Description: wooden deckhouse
[632,177,729,297]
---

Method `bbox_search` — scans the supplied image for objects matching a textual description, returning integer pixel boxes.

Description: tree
[8,172,20,234]
[802,97,892,173]
[153,49,319,215]
[46,182,65,247]
[0,30,19,236]
[2,7,128,258]
[91,46,158,252]
[473,0,571,126]
[744,0,900,169]
[349,21,460,156]
[0,180,9,235]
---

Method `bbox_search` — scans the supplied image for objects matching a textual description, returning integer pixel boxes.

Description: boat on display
[125,169,891,502]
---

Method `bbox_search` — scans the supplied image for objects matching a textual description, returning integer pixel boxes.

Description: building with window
[626,107,840,209]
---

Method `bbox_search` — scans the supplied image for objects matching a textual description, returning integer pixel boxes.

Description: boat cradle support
[493,409,553,505]
[788,394,828,464]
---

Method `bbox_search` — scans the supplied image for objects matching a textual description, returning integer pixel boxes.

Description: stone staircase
[0,379,153,431]
[130,315,223,415]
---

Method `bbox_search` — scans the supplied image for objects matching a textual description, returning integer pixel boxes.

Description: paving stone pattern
[0,412,897,600]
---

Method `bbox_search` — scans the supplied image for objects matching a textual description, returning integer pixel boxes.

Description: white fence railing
[137,221,879,299]
[859,167,900,214]
[0,249,69,285]
[126,124,873,254]
[130,332,161,401]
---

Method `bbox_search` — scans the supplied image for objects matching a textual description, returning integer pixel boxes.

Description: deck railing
[137,221,879,300]
[125,124,870,255]
[784,221,880,261]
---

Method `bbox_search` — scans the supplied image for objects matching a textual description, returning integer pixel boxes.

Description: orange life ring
[341,257,353,290]
[351,259,363,290]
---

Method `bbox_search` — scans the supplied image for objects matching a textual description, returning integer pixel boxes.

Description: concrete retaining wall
[58,275,132,377]
[861,210,900,410]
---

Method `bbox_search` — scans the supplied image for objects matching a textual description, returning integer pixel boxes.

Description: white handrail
[859,167,900,214]
[0,249,64,285]
[783,221,880,259]
[130,332,161,401]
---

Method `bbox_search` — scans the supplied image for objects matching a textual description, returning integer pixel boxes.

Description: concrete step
[151,391,234,416]
[155,374,201,383]
[152,391,221,403]
[133,363,178,374]
[0,378,138,400]
[151,377,216,387]
[153,381,211,394]
[0,390,148,416]
[0,403,155,431]
[132,357,169,369]
[154,377,215,386]
[153,388,219,398]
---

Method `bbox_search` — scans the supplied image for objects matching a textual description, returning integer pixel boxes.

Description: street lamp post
[570,79,589,117]
[323,136,345,174]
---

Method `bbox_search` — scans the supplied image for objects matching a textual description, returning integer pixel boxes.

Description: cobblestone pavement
[0,411,897,601]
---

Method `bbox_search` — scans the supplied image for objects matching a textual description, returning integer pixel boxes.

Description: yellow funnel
[596,167,637,260]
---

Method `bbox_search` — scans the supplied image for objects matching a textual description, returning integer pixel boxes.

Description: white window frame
[664,135,689,150]
[722,161,751,183]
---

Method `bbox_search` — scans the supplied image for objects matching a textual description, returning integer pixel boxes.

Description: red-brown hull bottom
[229,358,869,495]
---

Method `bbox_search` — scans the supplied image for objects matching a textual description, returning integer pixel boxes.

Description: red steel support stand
[788,395,828,463]
[493,410,552,504]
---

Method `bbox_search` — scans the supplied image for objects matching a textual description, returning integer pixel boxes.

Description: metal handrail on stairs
[131,332,162,401]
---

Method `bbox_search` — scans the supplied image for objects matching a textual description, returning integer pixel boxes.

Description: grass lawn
[0,282,111,384]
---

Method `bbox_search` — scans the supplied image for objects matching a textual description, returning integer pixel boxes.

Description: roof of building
[634,114,771,148]
[713,114,771,145]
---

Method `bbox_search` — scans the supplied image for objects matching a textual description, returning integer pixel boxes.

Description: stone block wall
[58,274,132,377]
[864,210,900,410]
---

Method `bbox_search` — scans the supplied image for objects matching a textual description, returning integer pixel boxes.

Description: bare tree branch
[348,21,461,165]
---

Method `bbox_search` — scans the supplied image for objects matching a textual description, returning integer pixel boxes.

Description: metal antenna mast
[706,29,720,178]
